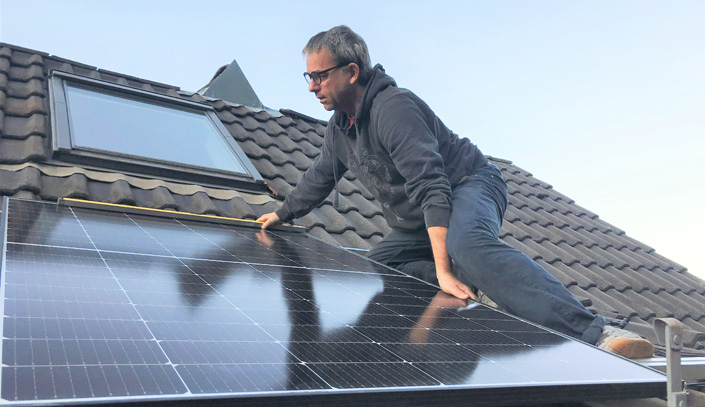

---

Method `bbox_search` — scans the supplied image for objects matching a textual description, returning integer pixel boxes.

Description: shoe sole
[606,338,655,359]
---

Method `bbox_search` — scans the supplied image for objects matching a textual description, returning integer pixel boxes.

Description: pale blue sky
[1,0,703,279]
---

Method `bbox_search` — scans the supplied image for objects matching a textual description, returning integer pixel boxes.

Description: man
[258,26,653,359]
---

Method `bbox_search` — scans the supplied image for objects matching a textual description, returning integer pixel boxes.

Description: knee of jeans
[367,246,402,266]
[447,230,495,259]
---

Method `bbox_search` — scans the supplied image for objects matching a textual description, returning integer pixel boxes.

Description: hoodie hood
[333,64,397,130]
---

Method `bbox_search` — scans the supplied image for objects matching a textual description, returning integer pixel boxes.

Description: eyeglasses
[303,63,349,85]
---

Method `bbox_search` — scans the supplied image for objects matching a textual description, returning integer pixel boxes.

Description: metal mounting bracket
[654,318,688,407]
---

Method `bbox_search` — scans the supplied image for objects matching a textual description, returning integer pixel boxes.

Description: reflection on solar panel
[0,198,665,405]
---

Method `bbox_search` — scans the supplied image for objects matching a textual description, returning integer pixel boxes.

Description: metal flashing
[199,59,264,110]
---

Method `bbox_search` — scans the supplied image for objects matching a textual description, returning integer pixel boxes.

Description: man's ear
[348,63,360,85]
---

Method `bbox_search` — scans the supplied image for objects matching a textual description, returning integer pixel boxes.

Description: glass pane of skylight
[65,84,247,174]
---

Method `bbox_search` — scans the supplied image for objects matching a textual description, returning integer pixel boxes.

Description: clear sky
[1,0,703,280]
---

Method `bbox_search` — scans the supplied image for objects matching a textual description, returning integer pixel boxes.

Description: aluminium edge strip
[57,198,306,233]
[0,197,10,400]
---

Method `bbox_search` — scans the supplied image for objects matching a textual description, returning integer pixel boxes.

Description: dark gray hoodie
[276,65,487,232]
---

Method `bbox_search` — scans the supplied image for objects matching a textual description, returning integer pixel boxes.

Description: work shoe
[596,326,654,359]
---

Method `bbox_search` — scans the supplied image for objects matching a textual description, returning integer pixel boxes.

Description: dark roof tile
[681,318,705,338]
[209,195,257,220]
[593,265,647,292]
[671,291,705,320]
[617,233,655,253]
[341,210,384,239]
[5,95,45,117]
[500,220,534,241]
[249,157,284,180]
[8,50,43,67]
[9,64,44,81]
[266,177,294,197]
[307,226,340,247]
[263,145,306,168]
[680,272,705,294]
[538,259,594,288]
[2,113,47,139]
[238,139,268,160]
[293,138,321,158]
[43,60,78,75]
[107,179,136,205]
[274,114,296,127]
[344,193,382,218]
[0,166,41,195]
[331,230,371,250]
[286,126,324,147]
[7,78,44,98]
[572,228,627,251]
[238,114,266,132]
[543,224,583,246]
[269,132,302,153]
[277,163,303,185]
[0,46,12,59]
[367,214,391,236]
[39,173,90,200]
[261,119,287,138]
[214,109,239,124]
[585,287,643,319]
[648,251,687,272]
[0,135,47,163]
[566,285,620,316]
[610,247,669,271]
[173,191,219,216]
[132,186,179,211]
[621,290,678,320]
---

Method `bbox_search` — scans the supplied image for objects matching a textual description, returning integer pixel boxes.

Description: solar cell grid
[0,198,666,405]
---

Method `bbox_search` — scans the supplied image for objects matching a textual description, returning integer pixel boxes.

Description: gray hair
[303,25,374,85]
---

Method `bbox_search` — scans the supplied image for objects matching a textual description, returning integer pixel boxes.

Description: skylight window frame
[48,70,266,192]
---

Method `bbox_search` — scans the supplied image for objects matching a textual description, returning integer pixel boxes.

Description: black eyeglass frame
[303,63,350,85]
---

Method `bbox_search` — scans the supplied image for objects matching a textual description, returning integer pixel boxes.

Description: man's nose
[308,80,319,93]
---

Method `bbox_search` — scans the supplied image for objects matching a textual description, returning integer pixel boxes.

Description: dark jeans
[367,163,605,345]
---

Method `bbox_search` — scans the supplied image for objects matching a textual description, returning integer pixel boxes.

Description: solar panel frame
[0,197,667,406]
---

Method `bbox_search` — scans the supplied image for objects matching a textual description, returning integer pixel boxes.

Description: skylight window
[49,71,264,190]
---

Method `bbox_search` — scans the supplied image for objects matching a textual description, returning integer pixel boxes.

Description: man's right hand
[257,212,281,230]
[437,269,477,301]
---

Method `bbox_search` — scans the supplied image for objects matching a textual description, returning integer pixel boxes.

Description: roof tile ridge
[548,257,583,267]
[636,285,669,295]
[486,155,513,164]
[649,251,688,273]
[0,42,50,56]
[279,108,328,125]
[43,54,180,92]
[575,240,601,250]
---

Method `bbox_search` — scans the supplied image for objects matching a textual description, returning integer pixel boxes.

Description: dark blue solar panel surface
[0,198,665,405]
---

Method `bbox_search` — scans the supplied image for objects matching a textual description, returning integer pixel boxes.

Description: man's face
[306,48,350,112]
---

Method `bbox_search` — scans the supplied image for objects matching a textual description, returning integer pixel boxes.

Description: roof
[0,42,704,354]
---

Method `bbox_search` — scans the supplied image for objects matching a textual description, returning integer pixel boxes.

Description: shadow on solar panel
[0,198,666,406]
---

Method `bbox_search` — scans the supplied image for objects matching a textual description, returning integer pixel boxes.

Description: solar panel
[0,198,666,405]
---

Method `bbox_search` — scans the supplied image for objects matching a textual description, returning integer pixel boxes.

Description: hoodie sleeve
[275,126,347,222]
[375,94,452,229]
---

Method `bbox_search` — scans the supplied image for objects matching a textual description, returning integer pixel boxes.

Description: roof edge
[279,109,329,125]
[487,155,513,165]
